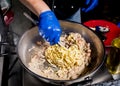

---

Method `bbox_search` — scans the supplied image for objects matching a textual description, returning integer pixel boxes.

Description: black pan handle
[68,77,93,86]
[0,42,9,45]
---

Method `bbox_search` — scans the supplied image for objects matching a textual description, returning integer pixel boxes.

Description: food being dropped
[28,32,91,80]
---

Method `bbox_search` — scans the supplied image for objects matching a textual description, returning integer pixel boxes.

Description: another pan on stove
[17,20,105,86]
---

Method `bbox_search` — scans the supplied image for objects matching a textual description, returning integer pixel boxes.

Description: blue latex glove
[82,0,98,12]
[117,22,120,28]
[38,11,62,45]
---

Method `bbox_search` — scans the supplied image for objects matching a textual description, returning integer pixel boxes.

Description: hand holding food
[38,11,62,45]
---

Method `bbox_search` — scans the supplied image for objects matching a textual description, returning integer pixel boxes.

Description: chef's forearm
[19,0,51,17]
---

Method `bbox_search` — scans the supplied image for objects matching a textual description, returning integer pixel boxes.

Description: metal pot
[17,20,105,86]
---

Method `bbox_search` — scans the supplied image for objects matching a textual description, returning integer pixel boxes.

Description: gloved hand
[38,11,62,45]
[82,0,98,12]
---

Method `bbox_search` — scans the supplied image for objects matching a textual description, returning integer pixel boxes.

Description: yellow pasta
[45,33,87,69]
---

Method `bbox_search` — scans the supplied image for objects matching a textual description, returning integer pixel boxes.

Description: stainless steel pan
[17,20,105,86]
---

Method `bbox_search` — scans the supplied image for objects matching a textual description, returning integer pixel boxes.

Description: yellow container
[106,36,120,74]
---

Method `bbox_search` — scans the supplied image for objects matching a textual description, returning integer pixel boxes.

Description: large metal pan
[17,20,105,86]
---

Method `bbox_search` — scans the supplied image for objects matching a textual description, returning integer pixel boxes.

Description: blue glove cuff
[39,10,60,28]
[39,10,55,19]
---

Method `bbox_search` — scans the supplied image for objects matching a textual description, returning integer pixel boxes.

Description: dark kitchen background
[0,0,120,86]
[81,0,120,24]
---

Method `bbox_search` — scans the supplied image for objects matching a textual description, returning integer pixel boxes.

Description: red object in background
[84,20,120,47]
[3,10,14,26]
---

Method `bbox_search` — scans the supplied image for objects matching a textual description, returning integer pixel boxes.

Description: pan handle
[68,77,93,86]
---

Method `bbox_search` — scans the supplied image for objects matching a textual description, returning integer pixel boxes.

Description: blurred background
[81,0,120,24]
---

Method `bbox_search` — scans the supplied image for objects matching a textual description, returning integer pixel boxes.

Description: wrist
[39,11,55,19]
[40,9,51,15]
[34,2,51,17]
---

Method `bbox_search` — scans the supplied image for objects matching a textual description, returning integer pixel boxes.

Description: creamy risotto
[28,32,91,80]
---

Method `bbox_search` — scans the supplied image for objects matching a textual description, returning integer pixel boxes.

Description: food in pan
[28,32,91,80]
